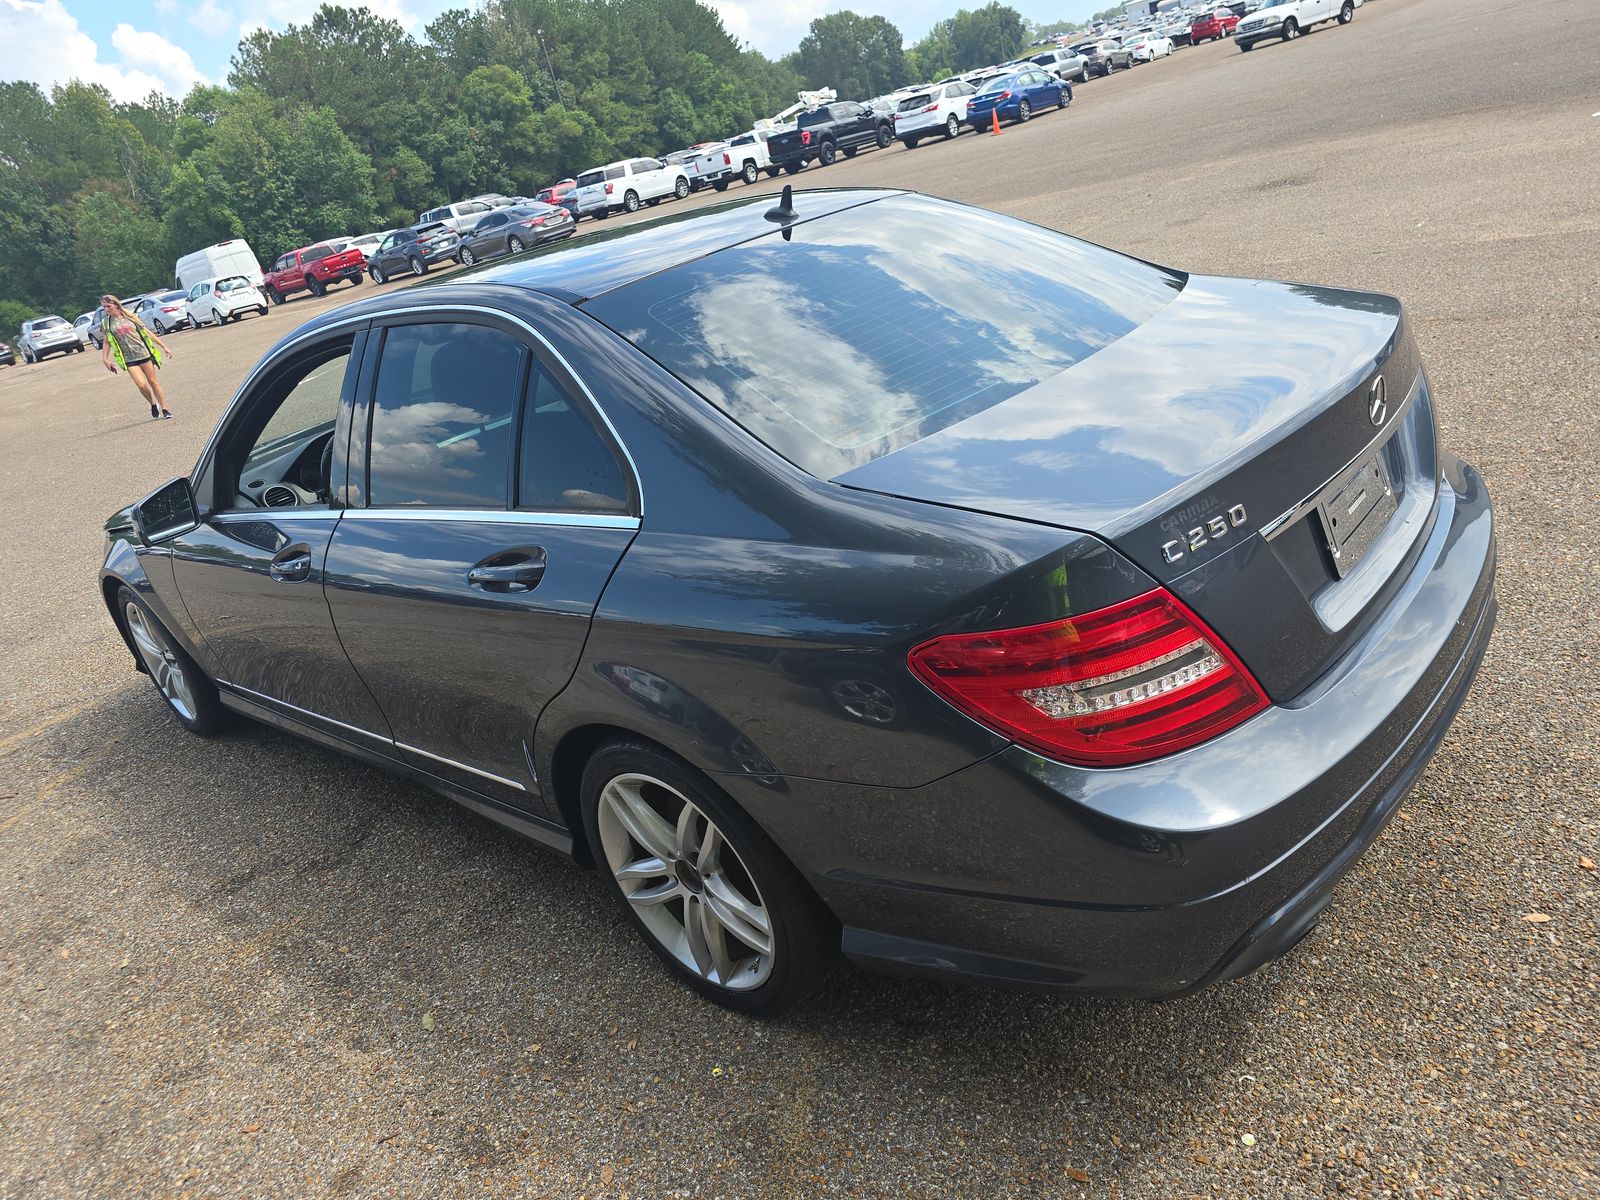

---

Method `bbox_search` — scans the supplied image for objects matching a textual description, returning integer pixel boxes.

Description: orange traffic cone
[991,108,1002,136]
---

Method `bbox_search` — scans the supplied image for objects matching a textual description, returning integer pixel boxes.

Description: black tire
[258,306,268,316]
[765,166,781,178]
[580,739,838,1014]
[945,114,960,139]
[646,197,661,207]
[817,140,837,165]
[507,235,524,254]
[674,176,690,199]
[268,288,284,306]
[1057,88,1068,109]
[874,124,892,149]
[1240,39,1253,51]
[1282,18,1299,39]
[784,162,803,175]
[1018,99,1032,123]
[370,265,385,284]
[116,586,231,736]
[623,190,641,213]
[842,146,858,158]
[712,178,730,192]
[1338,0,1353,22]
[409,255,427,276]
[307,276,325,297]
[460,246,477,266]
[741,160,759,184]
[902,136,919,149]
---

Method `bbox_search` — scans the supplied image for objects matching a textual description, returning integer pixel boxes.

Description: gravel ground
[1,0,1596,1195]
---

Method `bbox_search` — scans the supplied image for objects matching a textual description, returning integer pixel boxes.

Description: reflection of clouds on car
[369,400,497,484]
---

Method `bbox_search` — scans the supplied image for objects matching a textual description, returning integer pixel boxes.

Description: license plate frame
[1317,450,1397,579]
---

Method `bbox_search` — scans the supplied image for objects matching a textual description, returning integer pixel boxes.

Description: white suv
[418,200,495,234]
[187,275,270,327]
[572,158,691,219]
[17,315,84,363]
[1236,0,1357,49]
[892,81,979,148]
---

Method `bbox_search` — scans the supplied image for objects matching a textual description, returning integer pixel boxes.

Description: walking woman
[99,295,175,419]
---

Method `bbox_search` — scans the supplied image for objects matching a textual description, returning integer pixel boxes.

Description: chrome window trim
[194,302,645,517]
[220,680,391,746]
[341,508,640,530]
[395,741,528,792]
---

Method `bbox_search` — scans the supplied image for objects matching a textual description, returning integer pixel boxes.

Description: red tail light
[723,153,731,165]
[998,91,1012,101]
[922,103,938,113]
[523,217,546,226]
[907,589,1268,767]
[800,130,812,145]
[605,182,614,194]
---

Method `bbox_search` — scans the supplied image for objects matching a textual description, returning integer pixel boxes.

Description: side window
[478,213,506,231]
[368,323,525,509]
[188,285,202,302]
[518,362,629,514]
[605,165,626,181]
[223,339,354,510]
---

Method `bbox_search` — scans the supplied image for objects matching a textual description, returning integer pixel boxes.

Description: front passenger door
[323,316,639,809]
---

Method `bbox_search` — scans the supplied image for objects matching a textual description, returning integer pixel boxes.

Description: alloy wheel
[597,772,774,990]
[508,236,524,253]
[124,601,197,721]
[461,247,476,265]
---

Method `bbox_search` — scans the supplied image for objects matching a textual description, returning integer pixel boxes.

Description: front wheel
[674,176,690,199]
[370,265,385,284]
[1337,0,1354,22]
[1240,39,1253,50]
[460,246,477,265]
[1282,18,1299,39]
[945,114,960,139]
[1017,99,1032,123]
[1057,88,1069,109]
[623,190,641,213]
[118,587,230,735]
[582,740,838,1014]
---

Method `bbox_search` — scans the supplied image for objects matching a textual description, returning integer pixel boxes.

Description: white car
[418,200,496,234]
[16,315,83,362]
[73,312,95,346]
[335,232,390,263]
[893,81,979,147]
[571,157,691,219]
[186,275,270,327]
[1126,33,1175,60]
[1236,0,1358,48]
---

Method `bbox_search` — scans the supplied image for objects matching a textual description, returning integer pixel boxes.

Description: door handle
[467,549,547,593]
[269,546,313,582]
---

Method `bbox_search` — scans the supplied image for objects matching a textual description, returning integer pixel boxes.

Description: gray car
[456,203,576,265]
[100,189,1495,1015]
[17,315,85,362]
[366,222,461,282]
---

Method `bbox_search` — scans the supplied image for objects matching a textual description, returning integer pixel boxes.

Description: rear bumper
[722,454,1496,997]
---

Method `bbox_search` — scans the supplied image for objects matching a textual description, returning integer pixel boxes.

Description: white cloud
[111,23,209,93]
[189,0,234,37]
[3,0,177,101]
[152,0,177,13]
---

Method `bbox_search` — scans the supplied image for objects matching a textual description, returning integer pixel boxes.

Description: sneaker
[150,403,159,418]
[160,411,173,420]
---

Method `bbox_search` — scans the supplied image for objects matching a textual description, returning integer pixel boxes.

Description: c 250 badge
[1161,504,1248,565]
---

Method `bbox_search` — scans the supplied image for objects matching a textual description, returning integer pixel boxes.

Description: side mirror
[131,477,199,546]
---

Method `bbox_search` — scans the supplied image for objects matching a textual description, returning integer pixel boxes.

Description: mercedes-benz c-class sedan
[102,189,1495,1013]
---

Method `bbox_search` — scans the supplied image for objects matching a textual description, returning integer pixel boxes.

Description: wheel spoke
[127,616,162,660]
[675,800,699,860]
[685,895,735,982]
[604,780,676,861]
[615,855,670,882]
[682,895,715,976]
[696,825,722,873]
[626,878,680,907]
[703,875,772,956]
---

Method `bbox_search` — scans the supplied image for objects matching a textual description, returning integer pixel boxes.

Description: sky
[2,0,1104,104]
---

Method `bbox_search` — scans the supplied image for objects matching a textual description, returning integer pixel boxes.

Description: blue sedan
[967,66,1070,130]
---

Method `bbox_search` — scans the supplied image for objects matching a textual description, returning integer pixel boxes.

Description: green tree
[793,11,907,98]
[948,3,1029,70]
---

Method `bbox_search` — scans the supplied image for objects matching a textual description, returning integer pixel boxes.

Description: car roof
[450,188,902,302]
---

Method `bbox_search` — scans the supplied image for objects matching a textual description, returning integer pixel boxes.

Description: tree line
[0,0,1033,327]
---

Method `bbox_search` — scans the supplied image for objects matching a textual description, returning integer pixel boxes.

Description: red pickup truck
[263,242,365,304]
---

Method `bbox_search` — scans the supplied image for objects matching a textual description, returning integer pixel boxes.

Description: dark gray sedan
[100,189,1495,1014]
[457,203,576,265]
[366,222,460,282]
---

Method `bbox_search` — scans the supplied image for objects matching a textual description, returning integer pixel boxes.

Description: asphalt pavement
[1,0,1596,1194]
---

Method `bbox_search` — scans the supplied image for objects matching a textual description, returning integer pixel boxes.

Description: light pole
[536,28,565,104]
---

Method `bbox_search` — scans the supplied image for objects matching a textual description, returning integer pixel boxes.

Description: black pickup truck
[767,102,895,173]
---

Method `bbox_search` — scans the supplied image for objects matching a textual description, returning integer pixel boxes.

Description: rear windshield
[303,245,332,262]
[584,195,1183,478]
[576,171,603,187]
[33,316,69,328]
[978,74,1017,94]
[798,108,830,127]
[216,277,250,293]
[896,94,933,111]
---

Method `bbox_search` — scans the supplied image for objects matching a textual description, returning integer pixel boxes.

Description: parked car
[264,243,366,304]
[187,275,269,326]
[571,158,691,218]
[725,130,781,181]
[767,101,895,173]
[1127,33,1176,60]
[535,179,577,206]
[88,298,141,349]
[1191,9,1241,39]
[1163,16,1195,45]
[1028,46,1091,82]
[0,340,14,367]
[335,232,390,263]
[1075,39,1133,75]
[457,203,576,264]
[134,290,192,334]
[175,239,264,292]
[366,222,461,282]
[100,188,1497,1016]
[17,314,85,362]
[1236,0,1356,48]
[419,200,497,235]
[966,67,1069,130]
[73,312,95,346]
[893,81,978,147]
[673,143,734,192]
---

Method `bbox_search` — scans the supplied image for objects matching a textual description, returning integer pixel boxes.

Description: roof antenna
[764,184,798,225]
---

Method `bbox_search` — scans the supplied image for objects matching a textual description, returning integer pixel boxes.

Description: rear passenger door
[323,314,639,810]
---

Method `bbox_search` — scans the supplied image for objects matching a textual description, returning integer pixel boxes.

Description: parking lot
[2,0,1596,1195]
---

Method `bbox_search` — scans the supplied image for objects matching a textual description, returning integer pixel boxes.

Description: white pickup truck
[1235,0,1358,49]
[682,130,780,192]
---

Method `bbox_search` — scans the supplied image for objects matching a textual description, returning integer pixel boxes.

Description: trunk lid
[838,275,1438,700]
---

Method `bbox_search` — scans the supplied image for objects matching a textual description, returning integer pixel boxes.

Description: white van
[175,239,264,292]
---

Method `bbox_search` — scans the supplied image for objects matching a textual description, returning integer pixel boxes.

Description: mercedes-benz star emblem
[1368,375,1387,427]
